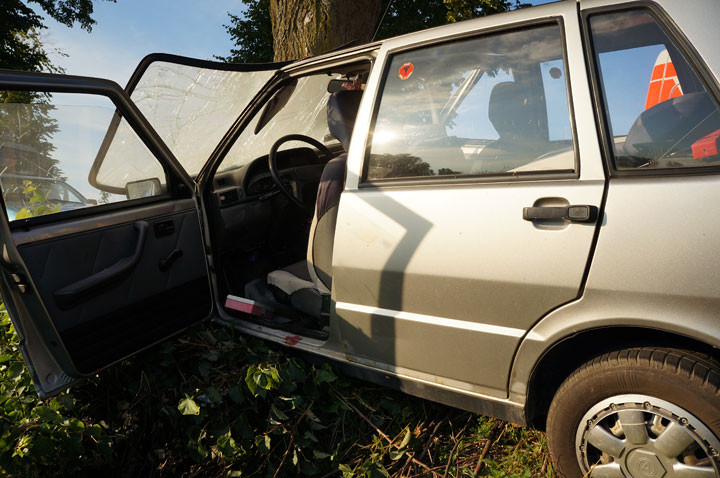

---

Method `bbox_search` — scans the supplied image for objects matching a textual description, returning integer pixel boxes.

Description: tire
[546,347,720,477]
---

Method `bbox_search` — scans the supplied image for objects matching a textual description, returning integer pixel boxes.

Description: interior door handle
[523,205,597,223]
[54,221,149,309]
[159,248,183,271]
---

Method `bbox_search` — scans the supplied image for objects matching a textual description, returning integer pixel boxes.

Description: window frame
[360,17,580,188]
[0,75,184,231]
[582,2,720,178]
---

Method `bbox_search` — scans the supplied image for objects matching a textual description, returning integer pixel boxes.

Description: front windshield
[96,61,276,186]
[219,74,337,172]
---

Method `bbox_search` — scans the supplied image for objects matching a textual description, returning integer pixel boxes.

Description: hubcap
[576,394,720,477]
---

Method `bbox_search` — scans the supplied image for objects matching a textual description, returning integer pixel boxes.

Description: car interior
[206,63,371,340]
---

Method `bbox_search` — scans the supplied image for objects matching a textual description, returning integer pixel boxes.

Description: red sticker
[398,62,414,80]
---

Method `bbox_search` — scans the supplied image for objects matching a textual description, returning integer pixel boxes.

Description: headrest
[623,91,718,159]
[327,90,363,151]
[488,81,541,142]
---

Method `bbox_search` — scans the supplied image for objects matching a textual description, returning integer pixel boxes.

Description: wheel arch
[518,325,720,430]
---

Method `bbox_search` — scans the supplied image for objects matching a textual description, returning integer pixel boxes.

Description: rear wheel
[546,347,720,477]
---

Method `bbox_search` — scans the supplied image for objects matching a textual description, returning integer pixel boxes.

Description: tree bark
[269,0,383,62]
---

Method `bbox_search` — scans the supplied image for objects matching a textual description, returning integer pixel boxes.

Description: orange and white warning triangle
[645,49,683,110]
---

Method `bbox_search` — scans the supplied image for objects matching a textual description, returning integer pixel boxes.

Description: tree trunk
[269,0,383,62]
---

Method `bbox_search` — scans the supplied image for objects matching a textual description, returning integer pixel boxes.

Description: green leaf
[228,385,244,404]
[216,431,237,457]
[203,349,220,362]
[31,405,62,423]
[389,448,405,460]
[271,404,289,421]
[15,208,32,219]
[187,438,208,462]
[312,450,331,459]
[245,367,258,395]
[314,363,337,384]
[254,434,271,453]
[399,427,411,449]
[178,395,201,415]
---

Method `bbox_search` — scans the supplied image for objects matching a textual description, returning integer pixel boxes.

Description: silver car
[1,0,719,476]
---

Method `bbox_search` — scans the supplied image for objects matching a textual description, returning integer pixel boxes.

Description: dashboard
[209,145,341,254]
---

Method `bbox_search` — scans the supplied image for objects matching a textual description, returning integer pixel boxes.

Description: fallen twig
[442,415,472,478]
[398,417,446,476]
[333,391,439,477]
[272,400,315,478]
[472,439,491,476]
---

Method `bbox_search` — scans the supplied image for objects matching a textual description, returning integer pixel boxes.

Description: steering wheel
[268,134,333,212]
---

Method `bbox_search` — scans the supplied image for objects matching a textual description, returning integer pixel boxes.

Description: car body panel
[509,0,720,406]
[508,175,720,370]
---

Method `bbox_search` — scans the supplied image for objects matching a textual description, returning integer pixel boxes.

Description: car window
[219,74,337,173]
[366,23,575,181]
[105,62,275,177]
[589,9,720,170]
[0,91,165,221]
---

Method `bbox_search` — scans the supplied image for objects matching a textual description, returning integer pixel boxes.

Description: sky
[37,0,245,87]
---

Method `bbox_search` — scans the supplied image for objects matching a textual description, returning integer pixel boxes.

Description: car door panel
[334,181,603,397]
[16,202,209,374]
[1,57,282,397]
[0,70,216,398]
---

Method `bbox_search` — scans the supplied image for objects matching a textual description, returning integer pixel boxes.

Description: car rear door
[332,1,607,400]
[0,59,280,399]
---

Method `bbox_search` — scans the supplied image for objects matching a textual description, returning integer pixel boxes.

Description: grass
[0,304,554,477]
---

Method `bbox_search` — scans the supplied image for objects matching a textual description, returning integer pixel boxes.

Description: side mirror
[87,199,98,206]
[126,178,161,200]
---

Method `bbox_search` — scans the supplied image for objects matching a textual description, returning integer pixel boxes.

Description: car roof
[282,0,688,72]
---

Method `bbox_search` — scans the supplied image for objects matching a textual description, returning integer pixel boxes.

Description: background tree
[215,0,274,63]
[269,0,384,62]
[1,0,114,181]
[220,0,529,63]
[1,0,114,72]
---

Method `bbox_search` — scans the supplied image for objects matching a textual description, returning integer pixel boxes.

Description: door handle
[54,221,149,309]
[523,205,597,223]
[159,248,183,271]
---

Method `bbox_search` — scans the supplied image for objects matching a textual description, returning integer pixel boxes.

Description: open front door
[0,57,283,398]
[0,63,249,398]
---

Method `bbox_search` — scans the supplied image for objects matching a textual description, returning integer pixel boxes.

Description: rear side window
[589,9,720,170]
[366,23,575,182]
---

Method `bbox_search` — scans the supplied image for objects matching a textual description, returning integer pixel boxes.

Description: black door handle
[523,205,597,223]
[159,249,183,271]
[54,221,149,309]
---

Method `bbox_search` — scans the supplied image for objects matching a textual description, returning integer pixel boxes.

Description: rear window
[589,8,720,170]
